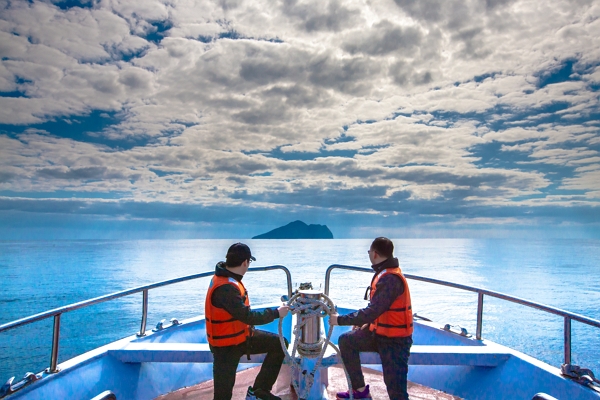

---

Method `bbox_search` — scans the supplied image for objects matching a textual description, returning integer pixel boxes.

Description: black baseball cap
[225,242,256,266]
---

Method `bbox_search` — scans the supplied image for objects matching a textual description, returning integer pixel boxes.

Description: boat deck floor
[156,365,461,400]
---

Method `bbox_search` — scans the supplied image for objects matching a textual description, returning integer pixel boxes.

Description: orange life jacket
[369,267,413,337]
[205,275,251,347]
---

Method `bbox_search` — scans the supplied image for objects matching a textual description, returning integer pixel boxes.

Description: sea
[1,239,599,384]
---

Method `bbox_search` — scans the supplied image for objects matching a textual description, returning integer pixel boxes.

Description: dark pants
[339,328,412,400]
[211,329,288,400]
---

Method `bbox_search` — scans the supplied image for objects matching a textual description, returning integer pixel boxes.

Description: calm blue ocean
[1,239,599,384]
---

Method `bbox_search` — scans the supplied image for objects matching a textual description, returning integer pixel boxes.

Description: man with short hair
[205,243,289,400]
[330,237,413,400]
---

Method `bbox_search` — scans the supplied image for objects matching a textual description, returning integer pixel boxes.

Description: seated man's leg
[338,328,377,390]
[212,343,244,400]
[248,329,288,392]
[376,335,412,400]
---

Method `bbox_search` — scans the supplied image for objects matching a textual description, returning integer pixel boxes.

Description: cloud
[35,166,132,180]
[281,0,363,33]
[342,20,423,56]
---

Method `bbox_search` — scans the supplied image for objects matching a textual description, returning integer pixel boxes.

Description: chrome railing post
[564,316,571,365]
[476,292,484,340]
[49,314,61,373]
[324,266,333,295]
[284,268,292,298]
[138,289,149,337]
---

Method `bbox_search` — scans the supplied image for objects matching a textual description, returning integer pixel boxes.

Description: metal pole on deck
[49,314,61,373]
[564,316,571,365]
[476,293,484,340]
[138,289,148,337]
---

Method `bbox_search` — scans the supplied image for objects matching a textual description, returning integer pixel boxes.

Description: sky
[1,0,600,239]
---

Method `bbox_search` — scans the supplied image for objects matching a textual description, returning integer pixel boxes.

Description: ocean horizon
[1,238,599,384]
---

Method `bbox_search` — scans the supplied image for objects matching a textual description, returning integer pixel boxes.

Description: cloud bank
[1,0,599,238]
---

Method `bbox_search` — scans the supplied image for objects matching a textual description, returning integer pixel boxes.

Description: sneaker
[253,387,282,400]
[245,386,257,400]
[336,384,371,399]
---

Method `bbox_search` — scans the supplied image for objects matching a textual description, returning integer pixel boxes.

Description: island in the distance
[252,220,334,239]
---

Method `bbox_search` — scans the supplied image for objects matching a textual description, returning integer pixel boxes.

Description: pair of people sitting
[206,238,413,400]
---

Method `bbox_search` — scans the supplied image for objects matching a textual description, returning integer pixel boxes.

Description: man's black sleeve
[211,285,279,325]
[337,274,404,327]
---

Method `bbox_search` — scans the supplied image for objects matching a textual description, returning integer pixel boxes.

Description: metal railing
[0,265,292,374]
[324,264,600,366]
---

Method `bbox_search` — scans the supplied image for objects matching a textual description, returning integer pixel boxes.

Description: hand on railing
[278,305,289,318]
[329,313,338,326]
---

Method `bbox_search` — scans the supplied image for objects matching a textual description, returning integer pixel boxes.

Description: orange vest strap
[388,305,412,312]
[209,328,248,340]
[206,317,237,323]
[375,322,414,328]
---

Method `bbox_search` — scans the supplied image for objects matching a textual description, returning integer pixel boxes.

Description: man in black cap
[205,243,289,400]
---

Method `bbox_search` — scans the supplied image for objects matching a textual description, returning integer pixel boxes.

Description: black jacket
[337,257,405,327]
[210,262,279,326]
